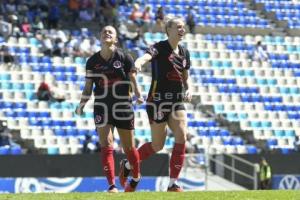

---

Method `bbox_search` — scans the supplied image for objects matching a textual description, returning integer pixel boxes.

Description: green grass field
[0,190,299,200]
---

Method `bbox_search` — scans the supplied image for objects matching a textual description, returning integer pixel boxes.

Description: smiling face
[100,26,117,45]
[166,18,186,41]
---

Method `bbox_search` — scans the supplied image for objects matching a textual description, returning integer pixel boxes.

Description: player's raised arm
[134,53,152,72]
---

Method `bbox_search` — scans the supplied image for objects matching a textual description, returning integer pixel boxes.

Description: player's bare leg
[119,122,167,190]
[98,125,118,193]
[118,128,140,192]
[166,110,187,192]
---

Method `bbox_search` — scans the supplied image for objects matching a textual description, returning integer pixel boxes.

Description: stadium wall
[0,154,169,177]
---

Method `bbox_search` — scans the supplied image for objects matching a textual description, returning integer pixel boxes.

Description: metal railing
[208,153,259,190]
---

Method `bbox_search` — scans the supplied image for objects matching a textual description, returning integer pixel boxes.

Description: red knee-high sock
[138,142,155,161]
[170,143,185,179]
[124,147,140,178]
[101,147,115,185]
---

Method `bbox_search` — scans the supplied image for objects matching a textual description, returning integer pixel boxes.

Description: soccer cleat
[124,179,139,192]
[167,183,183,192]
[119,159,131,188]
[108,185,119,193]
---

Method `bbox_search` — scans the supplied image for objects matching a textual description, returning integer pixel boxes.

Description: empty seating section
[119,0,271,28]
[255,0,300,28]
[188,33,299,153]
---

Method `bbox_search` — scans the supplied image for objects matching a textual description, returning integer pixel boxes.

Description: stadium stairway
[207,174,247,190]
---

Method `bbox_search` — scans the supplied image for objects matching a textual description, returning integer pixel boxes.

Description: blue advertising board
[272,175,300,190]
[0,176,204,193]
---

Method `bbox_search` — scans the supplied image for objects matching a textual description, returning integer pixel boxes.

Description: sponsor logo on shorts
[156,111,164,120]
[95,115,103,124]
[183,59,187,68]
[130,119,134,129]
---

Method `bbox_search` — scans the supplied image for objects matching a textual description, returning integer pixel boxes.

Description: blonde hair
[133,3,140,10]
[165,17,185,36]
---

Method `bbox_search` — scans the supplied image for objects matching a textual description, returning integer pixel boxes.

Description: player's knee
[174,133,187,143]
[151,143,164,152]
[123,146,135,153]
[100,139,114,147]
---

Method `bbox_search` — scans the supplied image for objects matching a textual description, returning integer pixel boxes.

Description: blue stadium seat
[223,137,233,145]
[17,111,28,117]
[274,130,284,137]
[10,146,22,155]
[52,120,64,127]
[41,56,51,64]
[64,121,76,127]
[281,148,292,154]
[48,147,59,155]
[247,146,257,154]
[233,137,244,145]
[14,102,26,109]
[209,130,218,136]
[0,146,10,155]
[220,130,230,137]
[1,82,12,90]
[2,102,14,109]
[55,74,67,81]
[78,129,89,136]
[0,74,11,81]
[55,129,66,136]
[66,129,77,136]
[267,139,278,148]
[28,112,39,118]
[24,83,35,90]
[40,112,50,118]
[42,120,53,127]
[5,110,16,118]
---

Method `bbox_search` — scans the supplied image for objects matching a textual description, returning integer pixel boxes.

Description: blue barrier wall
[0,176,205,193]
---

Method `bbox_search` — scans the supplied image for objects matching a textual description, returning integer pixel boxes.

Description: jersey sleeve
[124,53,136,73]
[145,42,160,59]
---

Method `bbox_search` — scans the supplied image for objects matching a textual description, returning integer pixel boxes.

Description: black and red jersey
[146,40,191,102]
[85,48,135,102]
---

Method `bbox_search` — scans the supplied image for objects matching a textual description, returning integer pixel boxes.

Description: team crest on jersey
[113,60,122,69]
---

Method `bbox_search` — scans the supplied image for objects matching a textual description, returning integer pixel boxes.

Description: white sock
[168,178,176,187]
[125,160,131,170]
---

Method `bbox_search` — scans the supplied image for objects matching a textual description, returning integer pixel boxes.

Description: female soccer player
[75,25,143,193]
[119,18,191,192]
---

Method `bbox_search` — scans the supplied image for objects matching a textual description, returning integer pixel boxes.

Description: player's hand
[134,65,141,72]
[75,104,85,116]
[135,89,144,105]
[183,89,192,102]
[134,61,142,72]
